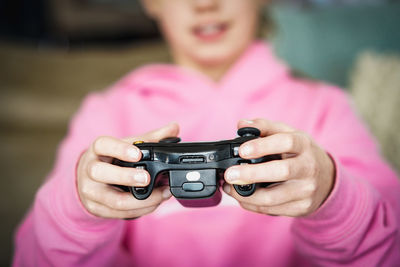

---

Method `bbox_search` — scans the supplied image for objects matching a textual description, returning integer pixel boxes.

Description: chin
[187,43,246,67]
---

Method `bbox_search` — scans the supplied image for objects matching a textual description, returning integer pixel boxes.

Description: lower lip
[193,25,228,42]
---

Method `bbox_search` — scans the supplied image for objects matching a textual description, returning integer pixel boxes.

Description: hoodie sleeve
[292,87,400,266]
[13,92,131,267]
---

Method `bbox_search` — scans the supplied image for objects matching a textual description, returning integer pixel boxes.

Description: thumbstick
[237,127,261,137]
[159,137,181,143]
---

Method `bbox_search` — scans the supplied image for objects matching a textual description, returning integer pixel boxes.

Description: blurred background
[1,0,400,265]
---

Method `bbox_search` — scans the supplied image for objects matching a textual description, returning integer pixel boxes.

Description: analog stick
[237,127,261,137]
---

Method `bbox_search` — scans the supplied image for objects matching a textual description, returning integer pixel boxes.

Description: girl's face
[143,0,262,74]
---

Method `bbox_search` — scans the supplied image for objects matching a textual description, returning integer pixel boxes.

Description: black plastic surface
[112,127,281,207]
[182,182,205,192]
[160,137,181,143]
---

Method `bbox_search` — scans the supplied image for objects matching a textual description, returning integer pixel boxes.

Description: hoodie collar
[218,41,289,99]
[117,41,289,102]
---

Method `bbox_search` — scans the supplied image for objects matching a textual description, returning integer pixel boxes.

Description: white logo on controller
[186,171,201,181]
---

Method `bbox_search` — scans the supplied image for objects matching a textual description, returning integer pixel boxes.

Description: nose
[193,0,219,12]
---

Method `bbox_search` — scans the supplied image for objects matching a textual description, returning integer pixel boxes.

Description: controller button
[238,184,253,191]
[133,187,148,195]
[180,156,205,164]
[182,182,204,192]
[232,146,240,157]
[141,150,151,160]
[237,127,261,137]
[134,141,144,144]
[186,171,201,181]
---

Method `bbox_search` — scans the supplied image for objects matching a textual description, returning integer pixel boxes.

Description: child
[13,0,400,266]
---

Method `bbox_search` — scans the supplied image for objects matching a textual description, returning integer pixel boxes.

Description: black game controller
[113,127,280,207]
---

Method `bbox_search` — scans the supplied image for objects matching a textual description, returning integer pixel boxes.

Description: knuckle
[279,161,291,179]
[115,200,124,210]
[259,206,270,214]
[239,202,252,211]
[283,134,295,151]
[79,149,90,162]
[263,194,275,206]
[111,197,125,210]
[304,181,317,196]
[301,134,312,149]
[301,199,313,211]
[80,184,92,198]
[88,161,99,179]
[85,201,97,213]
[93,136,107,153]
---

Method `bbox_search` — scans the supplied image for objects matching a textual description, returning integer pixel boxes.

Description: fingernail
[226,168,240,183]
[240,144,253,157]
[162,188,172,199]
[127,147,140,160]
[241,119,254,124]
[223,183,231,194]
[133,172,147,184]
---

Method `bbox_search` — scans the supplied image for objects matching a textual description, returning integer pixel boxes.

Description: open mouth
[192,22,229,41]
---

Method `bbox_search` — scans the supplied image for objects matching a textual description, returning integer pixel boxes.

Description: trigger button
[232,146,240,157]
[141,150,151,160]
[238,185,252,191]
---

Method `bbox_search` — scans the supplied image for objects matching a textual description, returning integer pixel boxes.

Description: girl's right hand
[77,122,180,219]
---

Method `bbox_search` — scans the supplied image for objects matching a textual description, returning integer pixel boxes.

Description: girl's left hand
[223,118,336,217]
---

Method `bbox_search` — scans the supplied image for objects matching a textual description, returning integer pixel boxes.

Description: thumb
[124,122,180,143]
[237,118,294,137]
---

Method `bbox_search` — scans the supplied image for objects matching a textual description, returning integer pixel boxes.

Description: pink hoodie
[13,42,400,267]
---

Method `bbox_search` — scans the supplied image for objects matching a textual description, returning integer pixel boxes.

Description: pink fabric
[13,41,400,266]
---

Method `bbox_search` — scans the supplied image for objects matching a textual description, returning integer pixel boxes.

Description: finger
[239,132,306,159]
[85,200,160,219]
[91,136,142,162]
[124,122,180,143]
[84,185,172,211]
[238,118,294,137]
[223,179,316,207]
[87,160,150,186]
[225,158,304,185]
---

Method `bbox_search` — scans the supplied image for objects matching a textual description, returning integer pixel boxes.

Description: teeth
[199,24,220,35]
